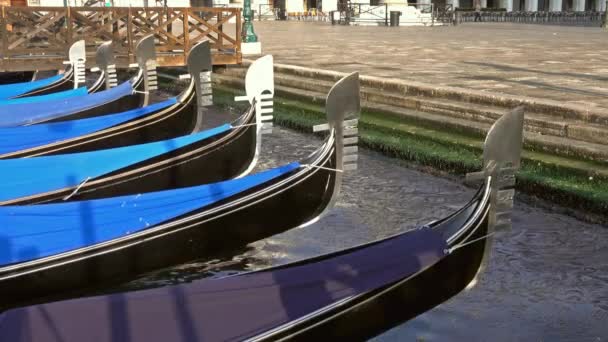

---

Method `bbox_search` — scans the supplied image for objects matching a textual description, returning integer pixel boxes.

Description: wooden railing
[0,6,242,71]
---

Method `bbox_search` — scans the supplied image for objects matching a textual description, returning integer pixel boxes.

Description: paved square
[252,21,608,109]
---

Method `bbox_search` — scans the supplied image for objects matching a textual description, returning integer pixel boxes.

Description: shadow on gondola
[108,294,132,342]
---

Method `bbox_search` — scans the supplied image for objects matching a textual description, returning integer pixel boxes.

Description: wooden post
[183,8,190,57]
[127,7,134,63]
[236,8,242,61]
[217,10,223,49]
[66,7,73,50]
[1,6,6,71]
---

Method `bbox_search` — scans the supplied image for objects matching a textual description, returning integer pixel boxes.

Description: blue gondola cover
[0,81,134,127]
[0,162,300,266]
[0,74,64,100]
[0,87,88,106]
[0,123,231,202]
[0,98,178,155]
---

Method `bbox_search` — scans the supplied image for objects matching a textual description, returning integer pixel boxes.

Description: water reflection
[121,125,608,341]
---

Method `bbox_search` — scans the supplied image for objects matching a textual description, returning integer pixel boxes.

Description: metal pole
[242,0,258,42]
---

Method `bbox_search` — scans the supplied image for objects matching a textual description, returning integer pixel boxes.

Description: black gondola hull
[0,92,197,159]
[0,147,337,311]
[12,70,74,97]
[4,110,257,205]
[266,210,490,341]
[0,71,34,85]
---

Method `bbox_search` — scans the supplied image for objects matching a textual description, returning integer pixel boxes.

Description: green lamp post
[242,0,259,43]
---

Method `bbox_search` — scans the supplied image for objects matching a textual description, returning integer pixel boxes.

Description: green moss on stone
[212,86,608,217]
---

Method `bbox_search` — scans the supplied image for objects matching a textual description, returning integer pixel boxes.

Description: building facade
[10,0,606,12]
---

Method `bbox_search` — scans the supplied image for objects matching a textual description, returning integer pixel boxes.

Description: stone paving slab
[250,21,608,110]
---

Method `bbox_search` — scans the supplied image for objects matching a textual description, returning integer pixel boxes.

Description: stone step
[219,67,608,146]
[214,72,608,165]
[366,90,608,146]
[237,61,608,126]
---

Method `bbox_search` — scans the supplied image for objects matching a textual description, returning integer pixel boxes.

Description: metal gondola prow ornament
[184,40,213,132]
[315,72,361,172]
[234,55,275,177]
[467,106,524,231]
[302,72,360,228]
[235,55,275,135]
[465,106,524,288]
[135,35,158,106]
[95,41,118,90]
[68,40,86,89]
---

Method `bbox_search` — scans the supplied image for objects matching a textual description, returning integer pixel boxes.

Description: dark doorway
[512,0,525,10]
[460,0,473,8]
[486,0,499,8]
[190,0,213,7]
[307,0,319,10]
[432,0,448,9]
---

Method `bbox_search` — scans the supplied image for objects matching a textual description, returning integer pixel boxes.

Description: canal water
[123,108,608,341]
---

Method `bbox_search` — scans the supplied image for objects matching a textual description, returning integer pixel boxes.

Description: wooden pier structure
[0,6,242,72]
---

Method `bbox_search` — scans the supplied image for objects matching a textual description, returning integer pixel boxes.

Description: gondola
[0,78,524,342]
[0,36,158,127]
[0,40,104,101]
[0,71,34,85]
[0,72,359,311]
[0,67,72,101]
[0,41,130,106]
[0,43,271,172]
[0,49,274,205]
[9,40,120,101]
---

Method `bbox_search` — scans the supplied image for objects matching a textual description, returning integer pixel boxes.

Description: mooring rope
[63,177,91,201]
[300,164,344,173]
[445,231,495,254]
[230,122,258,129]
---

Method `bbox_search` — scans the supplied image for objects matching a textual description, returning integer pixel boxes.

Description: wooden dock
[0,6,242,72]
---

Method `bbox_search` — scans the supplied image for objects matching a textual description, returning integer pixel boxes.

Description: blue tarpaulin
[0,97,178,155]
[0,162,300,266]
[0,81,134,127]
[0,74,64,100]
[0,123,231,202]
[0,87,88,106]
